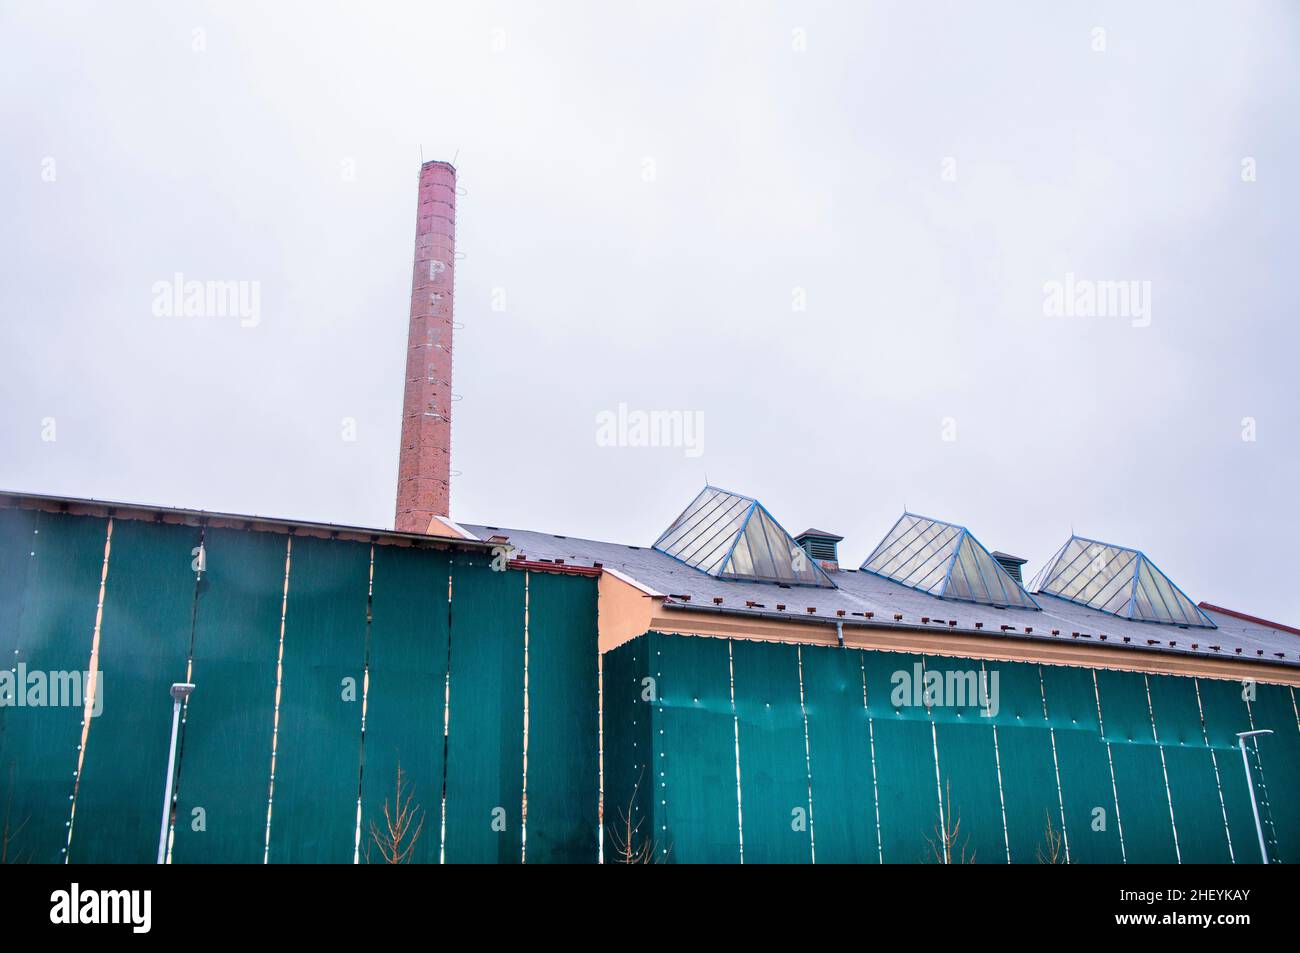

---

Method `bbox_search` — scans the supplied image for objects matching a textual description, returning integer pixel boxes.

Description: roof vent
[795,528,843,572]
[991,551,1027,584]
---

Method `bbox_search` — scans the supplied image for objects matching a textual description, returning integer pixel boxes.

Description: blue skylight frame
[860,512,1040,610]
[1029,535,1216,628]
[653,486,836,588]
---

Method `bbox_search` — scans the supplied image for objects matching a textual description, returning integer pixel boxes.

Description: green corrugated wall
[442,552,524,863]
[1,503,1295,865]
[600,632,655,862]
[0,507,600,864]
[69,520,201,863]
[731,639,811,863]
[1250,682,1300,862]
[1040,664,1124,863]
[1095,669,1179,863]
[927,654,1007,864]
[266,535,369,862]
[359,543,449,865]
[524,571,599,863]
[800,643,876,863]
[1195,676,1261,862]
[864,651,939,863]
[604,632,1296,864]
[0,511,106,863]
[985,661,1061,863]
[1146,673,1231,863]
[653,632,740,863]
[171,527,284,863]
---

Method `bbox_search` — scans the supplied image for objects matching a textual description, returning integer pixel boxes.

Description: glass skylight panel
[1031,535,1214,628]
[861,513,1039,609]
[654,486,835,587]
[654,487,751,573]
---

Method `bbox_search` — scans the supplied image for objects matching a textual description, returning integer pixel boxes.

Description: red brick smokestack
[395,160,456,532]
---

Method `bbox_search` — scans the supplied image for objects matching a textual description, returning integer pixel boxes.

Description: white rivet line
[520,572,529,864]
[1193,678,1235,863]
[352,544,375,864]
[860,651,884,864]
[728,639,744,864]
[796,645,816,864]
[924,658,947,864]
[984,662,1011,864]
[262,535,292,864]
[1144,674,1181,863]
[596,650,604,864]
[1092,669,1127,864]
[65,516,113,862]
[1040,665,1071,863]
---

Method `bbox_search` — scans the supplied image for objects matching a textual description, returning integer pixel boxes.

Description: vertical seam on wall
[1040,665,1071,863]
[860,651,883,864]
[262,535,292,864]
[1242,684,1279,854]
[166,525,205,863]
[353,544,374,864]
[520,571,529,863]
[653,637,667,861]
[728,638,744,864]
[1193,677,1235,863]
[1144,673,1181,863]
[796,645,816,864]
[65,515,112,863]
[923,657,947,863]
[982,661,1012,864]
[1092,669,1127,863]
[439,562,453,864]
[596,650,604,865]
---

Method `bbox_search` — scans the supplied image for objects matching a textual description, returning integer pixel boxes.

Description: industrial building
[1,162,1296,864]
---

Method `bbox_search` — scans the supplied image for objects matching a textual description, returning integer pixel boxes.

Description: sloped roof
[653,486,835,588]
[1030,536,1215,628]
[459,521,1300,670]
[861,513,1040,610]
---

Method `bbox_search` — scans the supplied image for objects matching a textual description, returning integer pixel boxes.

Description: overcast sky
[2,1,1296,622]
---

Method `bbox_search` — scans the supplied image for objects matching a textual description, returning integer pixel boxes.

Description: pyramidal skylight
[654,486,835,587]
[1029,536,1215,628]
[860,513,1039,609]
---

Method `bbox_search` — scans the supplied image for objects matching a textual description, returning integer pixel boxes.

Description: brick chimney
[395,160,456,532]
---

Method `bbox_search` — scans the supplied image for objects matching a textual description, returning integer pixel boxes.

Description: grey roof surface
[464,521,1300,672]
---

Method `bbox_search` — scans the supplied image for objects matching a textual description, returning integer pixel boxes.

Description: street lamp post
[157,682,195,864]
[1236,729,1273,864]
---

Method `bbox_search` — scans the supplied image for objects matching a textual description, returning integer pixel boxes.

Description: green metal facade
[0,510,598,864]
[3,507,1297,864]
[602,631,1300,864]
